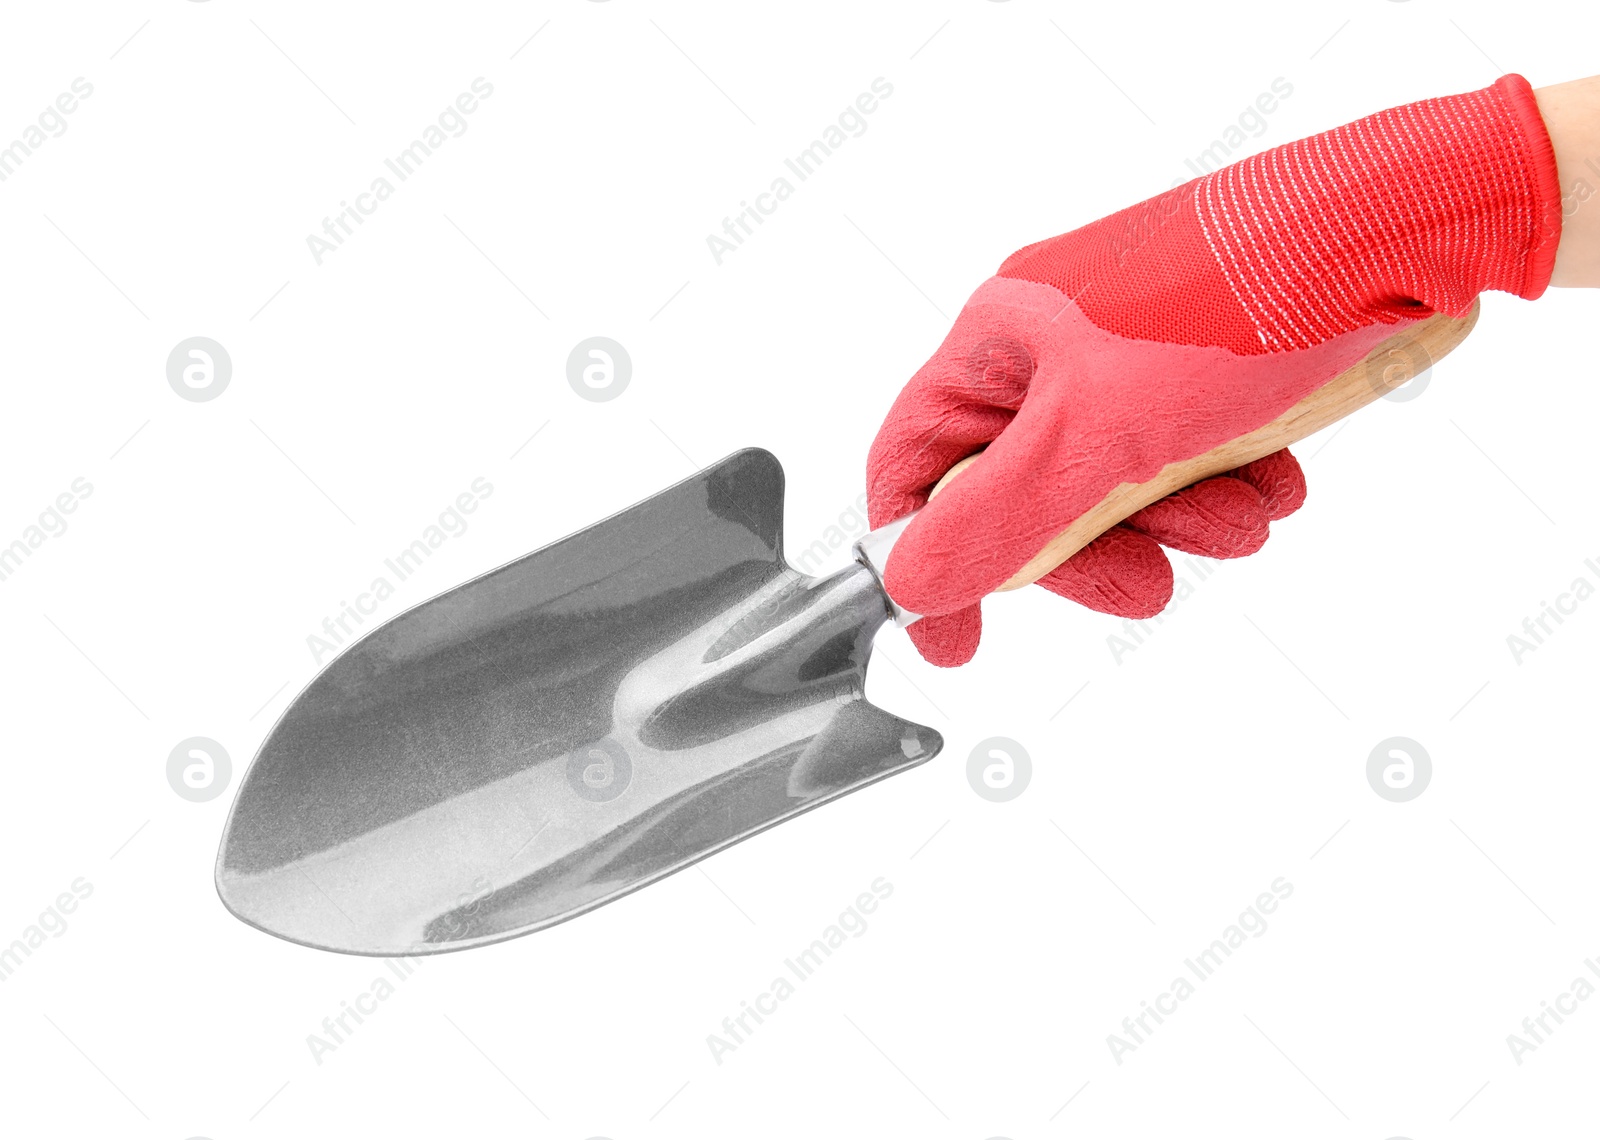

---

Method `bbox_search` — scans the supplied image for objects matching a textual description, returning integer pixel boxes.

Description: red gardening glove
[869,74,1562,667]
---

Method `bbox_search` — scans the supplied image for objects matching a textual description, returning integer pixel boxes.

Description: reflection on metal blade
[216,449,941,954]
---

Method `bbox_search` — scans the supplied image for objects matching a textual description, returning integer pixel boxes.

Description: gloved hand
[868,74,1562,666]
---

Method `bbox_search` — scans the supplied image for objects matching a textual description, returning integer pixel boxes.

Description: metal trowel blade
[215,448,941,954]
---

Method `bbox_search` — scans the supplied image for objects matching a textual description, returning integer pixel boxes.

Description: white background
[1,1,1597,1136]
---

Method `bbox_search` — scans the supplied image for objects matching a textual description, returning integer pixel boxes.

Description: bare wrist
[1535,75,1600,287]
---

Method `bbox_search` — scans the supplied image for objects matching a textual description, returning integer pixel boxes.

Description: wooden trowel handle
[928,301,1479,592]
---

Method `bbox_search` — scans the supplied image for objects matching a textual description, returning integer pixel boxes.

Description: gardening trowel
[216,308,1475,955]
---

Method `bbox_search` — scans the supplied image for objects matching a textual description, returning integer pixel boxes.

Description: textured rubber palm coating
[871,75,1561,667]
[902,450,1308,669]
[1123,476,1268,558]
[1225,449,1307,520]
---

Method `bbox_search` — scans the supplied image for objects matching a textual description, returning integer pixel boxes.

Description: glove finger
[905,605,982,668]
[1035,525,1172,619]
[1225,448,1305,520]
[1123,475,1269,558]
[883,370,1103,617]
[866,322,1035,527]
